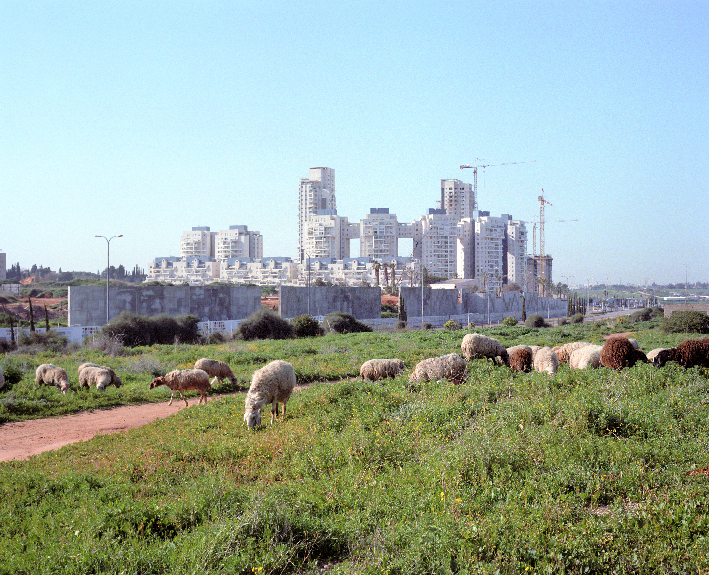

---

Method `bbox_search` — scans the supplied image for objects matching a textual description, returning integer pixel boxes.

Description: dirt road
[0,394,241,462]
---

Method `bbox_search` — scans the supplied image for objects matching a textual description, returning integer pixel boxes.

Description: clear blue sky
[2,1,707,286]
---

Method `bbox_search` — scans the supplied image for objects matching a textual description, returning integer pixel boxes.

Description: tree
[374,262,381,287]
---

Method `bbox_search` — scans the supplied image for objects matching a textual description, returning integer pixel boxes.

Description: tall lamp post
[95,234,122,325]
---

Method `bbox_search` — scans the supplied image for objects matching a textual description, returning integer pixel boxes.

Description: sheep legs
[168,390,190,407]
[270,401,287,424]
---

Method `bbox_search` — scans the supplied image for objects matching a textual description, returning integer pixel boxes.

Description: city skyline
[1,2,707,285]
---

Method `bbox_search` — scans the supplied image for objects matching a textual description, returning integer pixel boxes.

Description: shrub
[630,308,652,322]
[0,359,25,389]
[16,330,69,354]
[84,332,125,356]
[525,314,546,328]
[396,320,407,330]
[615,315,630,326]
[203,332,228,345]
[661,311,709,334]
[322,312,372,334]
[422,322,433,330]
[290,314,324,338]
[570,313,585,324]
[102,312,201,347]
[238,309,294,341]
[502,316,518,327]
[444,319,462,330]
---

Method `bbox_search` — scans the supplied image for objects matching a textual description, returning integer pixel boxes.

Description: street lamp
[95,234,122,325]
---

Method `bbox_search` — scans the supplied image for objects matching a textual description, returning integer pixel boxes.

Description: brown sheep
[600,336,648,370]
[654,339,709,369]
[509,347,533,372]
[149,369,211,406]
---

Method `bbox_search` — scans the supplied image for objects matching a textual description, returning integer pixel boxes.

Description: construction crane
[537,189,552,262]
[530,217,577,258]
[459,159,535,210]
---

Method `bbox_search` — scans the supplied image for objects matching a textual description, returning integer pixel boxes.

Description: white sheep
[533,347,559,376]
[149,369,211,406]
[359,359,405,381]
[408,353,467,385]
[553,341,590,364]
[194,358,238,385]
[646,348,668,362]
[79,365,122,391]
[244,360,296,429]
[569,344,603,370]
[35,363,69,393]
[461,333,509,365]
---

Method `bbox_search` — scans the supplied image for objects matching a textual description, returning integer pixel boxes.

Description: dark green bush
[660,311,709,334]
[570,313,585,324]
[0,360,24,389]
[238,309,294,341]
[422,322,433,330]
[630,308,652,322]
[290,314,323,338]
[444,319,461,330]
[102,312,201,347]
[322,312,372,334]
[525,314,546,328]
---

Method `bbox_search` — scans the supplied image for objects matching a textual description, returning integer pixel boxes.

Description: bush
[569,313,585,324]
[661,311,709,334]
[525,314,546,328]
[238,309,294,341]
[502,316,518,327]
[322,312,372,334]
[421,323,433,330]
[396,320,407,330]
[102,312,201,347]
[84,332,125,356]
[290,314,323,338]
[0,359,25,389]
[16,330,69,354]
[444,319,462,330]
[630,308,652,322]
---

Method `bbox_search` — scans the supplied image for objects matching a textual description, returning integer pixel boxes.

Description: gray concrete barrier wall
[279,285,381,319]
[69,285,261,326]
[400,287,459,317]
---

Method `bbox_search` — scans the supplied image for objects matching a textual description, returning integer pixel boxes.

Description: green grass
[2,325,709,573]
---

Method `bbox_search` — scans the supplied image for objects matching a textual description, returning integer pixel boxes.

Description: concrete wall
[69,285,261,326]
[279,285,381,319]
[400,288,568,320]
[663,303,709,317]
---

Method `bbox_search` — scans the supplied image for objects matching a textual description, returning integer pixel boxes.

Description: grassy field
[1,321,709,573]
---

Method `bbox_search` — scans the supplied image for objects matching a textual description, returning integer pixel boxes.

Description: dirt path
[0,393,246,462]
[0,383,322,463]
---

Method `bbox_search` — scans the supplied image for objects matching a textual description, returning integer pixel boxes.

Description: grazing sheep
[507,344,532,356]
[533,347,559,376]
[646,348,668,362]
[244,360,296,429]
[360,358,405,381]
[408,353,468,385]
[654,339,709,369]
[461,333,509,366]
[553,342,591,364]
[509,347,533,372]
[194,358,238,385]
[35,363,69,393]
[150,369,211,407]
[79,365,122,391]
[600,336,648,370]
[569,344,603,370]
[0,364,4,390]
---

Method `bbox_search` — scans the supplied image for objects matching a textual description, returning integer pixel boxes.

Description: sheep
[79,365,122,391]
[533,347,559,376]
[600,336,648,370]
[35,363,69,393]
[243,360,296,429]
[149,369,211,407]
[194,358,238,386]
[653,339,709,369]
[509,347,533,372]
[646,348,668,362]
[553,342,591,364]
[359,358,405,381]
[408,353,468,385]
[569,344,603,370]
[461,333,509,366]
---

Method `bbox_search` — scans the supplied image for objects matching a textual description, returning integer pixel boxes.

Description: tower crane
[538,189,552,262]
[459,159,535,210]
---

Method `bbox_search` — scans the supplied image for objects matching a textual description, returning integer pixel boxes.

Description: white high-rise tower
[298,167,336,262]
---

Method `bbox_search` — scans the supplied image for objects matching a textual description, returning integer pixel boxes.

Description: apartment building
[418,209,459,279]
[215,225,263,260]
[298,167,337,262]
[440,179,476,220]
[180,227,215,259]
[359,208,399,259]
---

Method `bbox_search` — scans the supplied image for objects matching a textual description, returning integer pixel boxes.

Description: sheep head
[244,409,262,430]
[149,376,165,389]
